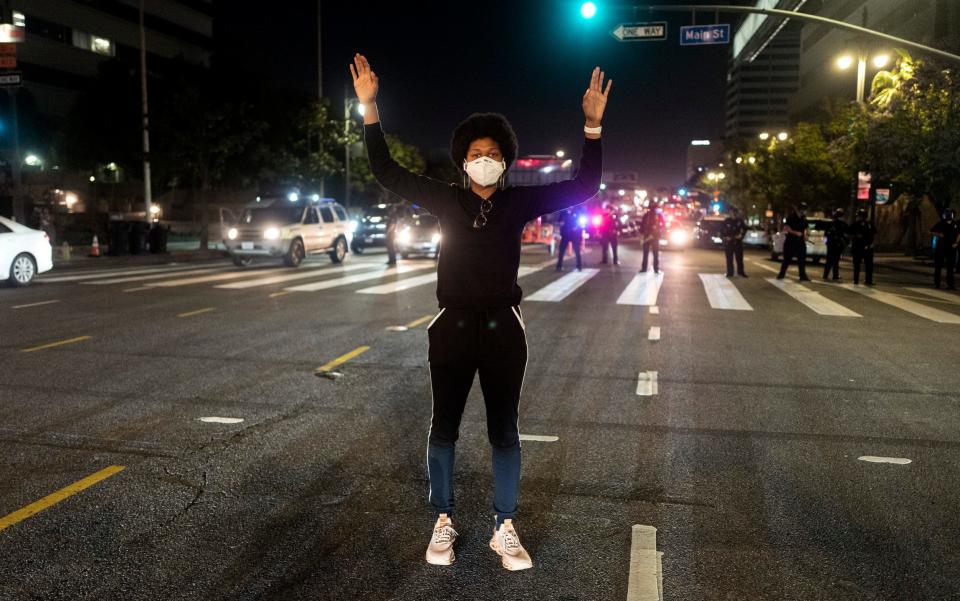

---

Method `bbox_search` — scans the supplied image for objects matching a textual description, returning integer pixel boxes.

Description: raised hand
[350,53,378,104]
[582,67,612,126]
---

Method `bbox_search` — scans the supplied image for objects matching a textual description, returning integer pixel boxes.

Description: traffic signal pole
[645,4,960,65]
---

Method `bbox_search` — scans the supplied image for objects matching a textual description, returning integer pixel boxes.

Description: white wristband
[584,125,602,135]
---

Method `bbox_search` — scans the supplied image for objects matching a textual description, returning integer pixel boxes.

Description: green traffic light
[580,2,597,19]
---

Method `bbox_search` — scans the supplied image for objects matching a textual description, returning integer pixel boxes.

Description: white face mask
[464,156,505,187]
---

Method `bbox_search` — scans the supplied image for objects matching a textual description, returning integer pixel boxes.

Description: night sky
[215,1,735,189]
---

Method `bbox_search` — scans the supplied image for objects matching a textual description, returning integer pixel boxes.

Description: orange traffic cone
[89,235,101,258]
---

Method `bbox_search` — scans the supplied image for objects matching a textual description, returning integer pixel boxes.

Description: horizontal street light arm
[646,4,960,65]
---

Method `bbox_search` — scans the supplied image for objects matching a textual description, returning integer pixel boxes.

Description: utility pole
[8,85,20,222]
[343,87,351,211]
[2,0,22,222]
[139,0,153,225]
[317,0,324,198]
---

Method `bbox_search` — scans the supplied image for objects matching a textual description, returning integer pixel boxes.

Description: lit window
[12,11,25,27]
[72,30,90,50]
[91,36,113,56]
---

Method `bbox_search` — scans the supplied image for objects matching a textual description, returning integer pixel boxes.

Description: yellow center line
[20,336,92,353]
[315,345,370,373]
[177,307,216,318]
[0,465,125,533]
[269,291,292,298]
[404,314,435,328]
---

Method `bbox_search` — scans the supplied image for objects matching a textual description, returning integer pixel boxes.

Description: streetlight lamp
[836,49,889,104]
[777,131,789,141]
[580,2,597,19]
[758,132,770,141]
[344,91,366,211]
[555,150,565,158]
[23,153,41,167]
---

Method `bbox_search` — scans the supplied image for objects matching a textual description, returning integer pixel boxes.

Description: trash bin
[128,221,148,255]
[149,224,169,254]
[108,221,130,256]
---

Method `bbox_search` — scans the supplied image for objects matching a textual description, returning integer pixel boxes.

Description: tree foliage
[834,52,960,211]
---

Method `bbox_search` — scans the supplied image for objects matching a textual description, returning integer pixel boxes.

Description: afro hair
[450,112,519,171]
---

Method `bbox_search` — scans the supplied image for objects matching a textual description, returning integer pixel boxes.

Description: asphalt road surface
[2,242,958,600]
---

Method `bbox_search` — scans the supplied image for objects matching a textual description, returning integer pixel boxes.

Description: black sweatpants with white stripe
[426,305,527,526]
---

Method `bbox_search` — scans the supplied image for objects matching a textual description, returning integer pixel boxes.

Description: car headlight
[431,232,441,244]
[227,227,238,240]
[264,227,280,240]
[669,230,689,245]
[398,228,411,244]
[348,220,359,233]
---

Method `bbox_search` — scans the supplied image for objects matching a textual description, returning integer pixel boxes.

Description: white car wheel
[10,253,36,286]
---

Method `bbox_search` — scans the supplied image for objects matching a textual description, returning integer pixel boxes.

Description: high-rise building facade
[12,0,212,121]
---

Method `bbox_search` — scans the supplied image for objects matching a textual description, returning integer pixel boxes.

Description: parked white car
[770,217,831,263]
[223,196,352,267]
[0,216,53,286]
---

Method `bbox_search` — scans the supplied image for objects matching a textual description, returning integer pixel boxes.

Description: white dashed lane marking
[518,434,559,442]
[636,371,658,396]
[858,456,911,465]
[12,300,60,309]
[626,524,663,601]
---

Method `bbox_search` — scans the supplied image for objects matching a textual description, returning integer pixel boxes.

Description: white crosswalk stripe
[766,278,861,317]
[215,263,379,289]
[526,268,599,302]
[356,258,555,295]
[356,271,438,294]
[285,263,436,292]
[617,272,663,306]
[146,269,276,287]
[698,274,753,310]
[839,284,960,323]
[82,266,226,285]
[904,287,960,304]
[39,264,213,283]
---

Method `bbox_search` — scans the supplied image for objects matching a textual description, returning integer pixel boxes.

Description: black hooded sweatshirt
[364,122,602,308]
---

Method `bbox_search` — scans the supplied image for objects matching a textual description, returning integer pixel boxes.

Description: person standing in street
[352,53,610,570]
[930,208,959,289]
[822,208,848,282]
[556,208,583,271]
[777,202,810,281]
[722,206,748,277]
[640,200,665,273]
[384,201,406,265]
[849,208,876,286]
[599,202,620,265]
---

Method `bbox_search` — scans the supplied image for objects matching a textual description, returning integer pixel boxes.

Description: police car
[770,217,832,263]
[223,195,352,267]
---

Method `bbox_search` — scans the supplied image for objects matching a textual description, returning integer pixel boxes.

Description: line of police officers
[555,201,959,290]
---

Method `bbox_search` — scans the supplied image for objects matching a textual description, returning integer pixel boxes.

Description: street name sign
[679,24,731,46]
[611,22,667,42]
[0,71,22,87]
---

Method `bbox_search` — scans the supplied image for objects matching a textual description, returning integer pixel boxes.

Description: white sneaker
[489,519,533,571]
[425,513,458,565]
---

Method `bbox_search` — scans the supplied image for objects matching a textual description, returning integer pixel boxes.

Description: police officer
[556,208,583,272]
[930,208,959,289]
[640,200,665,273]
[822,208,848,282]
[384,201,406,266]
[722,206,748,277]
[848,208,875,286]
[777,202,810,281]
[599,202,620,265]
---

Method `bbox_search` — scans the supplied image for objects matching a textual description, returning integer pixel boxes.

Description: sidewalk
[52,241,228,270]
[865,252,933,277]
